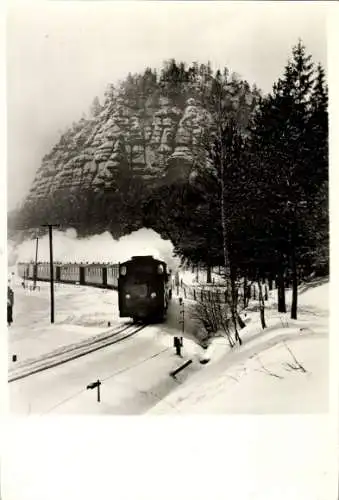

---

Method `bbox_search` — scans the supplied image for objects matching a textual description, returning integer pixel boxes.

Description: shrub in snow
[189,292,236,348]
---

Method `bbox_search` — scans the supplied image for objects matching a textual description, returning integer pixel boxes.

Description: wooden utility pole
[49,227,54,323]
[33,237,39,290]
[42,224,59,323]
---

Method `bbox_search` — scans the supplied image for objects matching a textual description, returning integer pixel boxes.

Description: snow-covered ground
[9,324,201,415]
[148,278,329,414]
[8,270,204,415]
[180,267,226,286]
[8,266,328,415]
[8,274,127,365]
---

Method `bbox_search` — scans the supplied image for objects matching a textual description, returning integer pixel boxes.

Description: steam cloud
[9,228,180,271]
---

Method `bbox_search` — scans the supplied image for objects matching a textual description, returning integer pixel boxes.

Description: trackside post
[174,336,182,356]
[179,297,184,347]
[87,379,101,402]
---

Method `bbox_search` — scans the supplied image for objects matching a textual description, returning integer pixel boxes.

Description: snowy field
[8,265,328,415]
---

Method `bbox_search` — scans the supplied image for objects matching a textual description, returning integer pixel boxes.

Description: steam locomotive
[17,255,172,322]
[118,256,171,322]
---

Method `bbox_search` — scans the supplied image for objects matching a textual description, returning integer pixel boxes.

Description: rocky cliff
[18,61,260,236]
[27,98,215,201]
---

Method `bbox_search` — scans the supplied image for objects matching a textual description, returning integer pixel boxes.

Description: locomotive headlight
[120,266,127,276]
[125,293,131,299]
[157,264,164,274]
[150,292,157,299]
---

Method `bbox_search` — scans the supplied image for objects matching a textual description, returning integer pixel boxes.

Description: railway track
[8,322,145,383]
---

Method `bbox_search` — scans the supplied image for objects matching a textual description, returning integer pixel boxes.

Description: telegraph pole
[33,237,39,290]
[42,224,59,323]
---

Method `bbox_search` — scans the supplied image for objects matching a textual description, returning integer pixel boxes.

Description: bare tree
[207,71,247,344]
[190,290,235,348]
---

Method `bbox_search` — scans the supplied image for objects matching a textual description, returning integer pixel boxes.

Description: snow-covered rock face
[165,99,213,181]
[27,94,215,202]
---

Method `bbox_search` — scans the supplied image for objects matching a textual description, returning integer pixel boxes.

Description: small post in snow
[173,336,182,357]
[179,297,184,348]
[87,379,101,403]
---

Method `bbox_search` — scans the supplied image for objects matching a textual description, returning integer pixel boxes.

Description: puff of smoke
[11,227,180,270]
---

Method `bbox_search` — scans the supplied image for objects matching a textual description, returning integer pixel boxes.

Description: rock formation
[18,62,260,236]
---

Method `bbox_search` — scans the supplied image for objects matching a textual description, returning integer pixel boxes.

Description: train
[17,261,120,288]
[17,256,172,322]
[118,256,171,322]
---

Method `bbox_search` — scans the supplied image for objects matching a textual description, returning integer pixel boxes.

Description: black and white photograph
[4,2,338,499]
[6,2,330,418]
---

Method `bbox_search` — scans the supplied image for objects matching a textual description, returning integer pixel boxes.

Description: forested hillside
[144,43,328,292]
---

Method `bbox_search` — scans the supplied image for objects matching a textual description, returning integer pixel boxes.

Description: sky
[6,0,329,211]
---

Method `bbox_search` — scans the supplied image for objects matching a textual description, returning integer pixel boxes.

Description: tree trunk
[219,121,240,344]
[142,105,148,166]
[216,90,242,346]
[237,313,246,330]
[268,276,273,291]
[220,156,228,288]
[243,275,248,309]
[206,265,212,284]
[230,264,242,344]
[257,279,267,329]
[291,245,298,320]
[277,269,286,313]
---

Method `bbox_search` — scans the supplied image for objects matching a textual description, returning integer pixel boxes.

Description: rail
[9,323,145,383]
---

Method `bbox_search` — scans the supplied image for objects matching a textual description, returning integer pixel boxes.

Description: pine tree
[301,62,328,275]
[90,96,103,118]
[248,40,327,319]
[306,63,328,191]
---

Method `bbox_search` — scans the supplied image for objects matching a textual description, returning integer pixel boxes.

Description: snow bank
[147,280,329,414]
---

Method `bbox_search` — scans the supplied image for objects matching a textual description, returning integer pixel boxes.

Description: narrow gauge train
[17,256,172,322]
[17,261,120,289]
[118,256,171,323]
